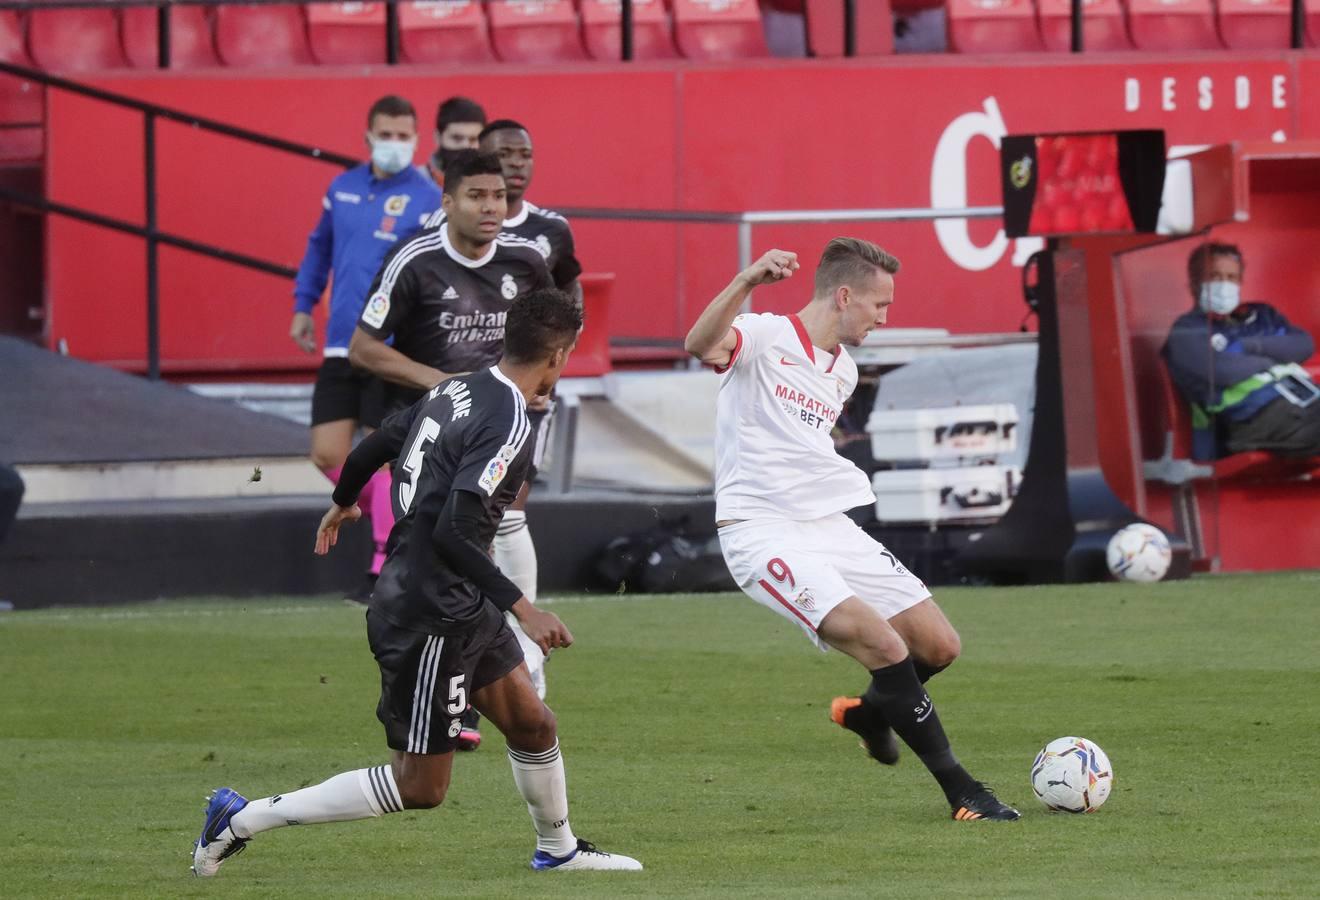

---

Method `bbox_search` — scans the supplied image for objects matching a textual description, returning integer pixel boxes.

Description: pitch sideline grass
[1,571,1318,898]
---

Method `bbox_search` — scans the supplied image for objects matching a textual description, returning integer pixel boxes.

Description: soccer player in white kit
[684,238,1019,822]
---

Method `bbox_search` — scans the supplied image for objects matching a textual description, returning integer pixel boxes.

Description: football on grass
[1106,522,1172,583]
[1030,736,1114,813]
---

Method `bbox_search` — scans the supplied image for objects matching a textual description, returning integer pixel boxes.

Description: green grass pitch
[2,572,1319,898]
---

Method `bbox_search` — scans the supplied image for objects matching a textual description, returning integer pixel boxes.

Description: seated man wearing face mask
[291,95,443,603]
[1163,242,1320,460]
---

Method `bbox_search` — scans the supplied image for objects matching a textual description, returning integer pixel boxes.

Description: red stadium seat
[399,0,494,64]
[1217,0,1290,49]
[1151,362,1317,481]
[27,5,129,71]
[488,0,588,62]
[948,0,1044,53]
[215,6,313,67]
[672,0,768,59]
[0,10,28,67]
[1,11,42,160]
[802,0,893,56]
[1127,0,1223,50]
[306,2,386,65]
[578,0,678,60]
[121,7,219,69]
[1038,0,1131,51]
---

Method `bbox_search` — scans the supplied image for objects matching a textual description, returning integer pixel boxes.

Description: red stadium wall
[41,53,1318,375]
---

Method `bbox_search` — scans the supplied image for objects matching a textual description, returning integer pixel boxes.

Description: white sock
[496,511,546,699]
[229,766,403,838]
[494,510,538,603]
[508,740,577,857]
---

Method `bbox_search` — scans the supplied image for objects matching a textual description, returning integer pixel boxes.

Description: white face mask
[368,135,416,175]
[1198,280,1240,316]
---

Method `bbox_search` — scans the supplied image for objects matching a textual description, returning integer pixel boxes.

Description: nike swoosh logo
[779,357,800,366]
[204,796,240,843]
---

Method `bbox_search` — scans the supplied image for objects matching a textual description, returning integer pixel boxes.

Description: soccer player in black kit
[425,122,584,717]
[355,149,560,745]
[348,150,552,415]
[191,289,641,877]
[426,119,583,302]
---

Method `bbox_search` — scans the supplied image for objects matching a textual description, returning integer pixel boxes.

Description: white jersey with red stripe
[713,312,875,522]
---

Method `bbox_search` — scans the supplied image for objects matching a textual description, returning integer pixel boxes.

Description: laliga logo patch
[478,456,507,494]
[501,273,518,301]
[384,194,410,217]
[535,235,552,259]
[1211,333,1229,352]
[362,292,390,328]
[1010,155,1033,190]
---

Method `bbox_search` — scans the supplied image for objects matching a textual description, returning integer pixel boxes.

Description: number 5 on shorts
[445,674,466,716]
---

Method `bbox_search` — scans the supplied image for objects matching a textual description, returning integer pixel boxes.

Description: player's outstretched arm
[683,249,799,369]
[348,327,449,391]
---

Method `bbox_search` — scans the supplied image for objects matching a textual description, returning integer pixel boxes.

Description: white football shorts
[718,513,931,651]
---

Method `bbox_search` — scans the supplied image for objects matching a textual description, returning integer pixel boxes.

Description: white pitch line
[0,593,684,624]
[0,604,331,624]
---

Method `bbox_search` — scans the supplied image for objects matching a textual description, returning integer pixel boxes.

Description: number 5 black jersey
[371,366,534,635]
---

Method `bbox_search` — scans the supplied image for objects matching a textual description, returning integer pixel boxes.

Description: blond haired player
[684,238,1019,822]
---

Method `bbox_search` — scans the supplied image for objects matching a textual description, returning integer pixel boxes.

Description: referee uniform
[295,163,442,428]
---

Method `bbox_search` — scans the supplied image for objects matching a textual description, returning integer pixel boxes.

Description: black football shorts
[311,357,385,428]
[365,603,524,754]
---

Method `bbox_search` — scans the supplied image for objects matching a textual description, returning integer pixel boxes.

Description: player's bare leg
[889,598,961,681]
[474,665,642,870]
[310,419,356,474]
[820,598,1018,821]
[389,750,455,809]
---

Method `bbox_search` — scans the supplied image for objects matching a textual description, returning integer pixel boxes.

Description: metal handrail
[553,206,1004,225]
[0,187,298,279]
[554,205,1006,276]
[0,60,357,167]
[0,58,356,378]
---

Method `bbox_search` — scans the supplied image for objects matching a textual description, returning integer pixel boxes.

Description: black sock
[862,657,975,803]
[843,660,953,731]
[913,659,950,684]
